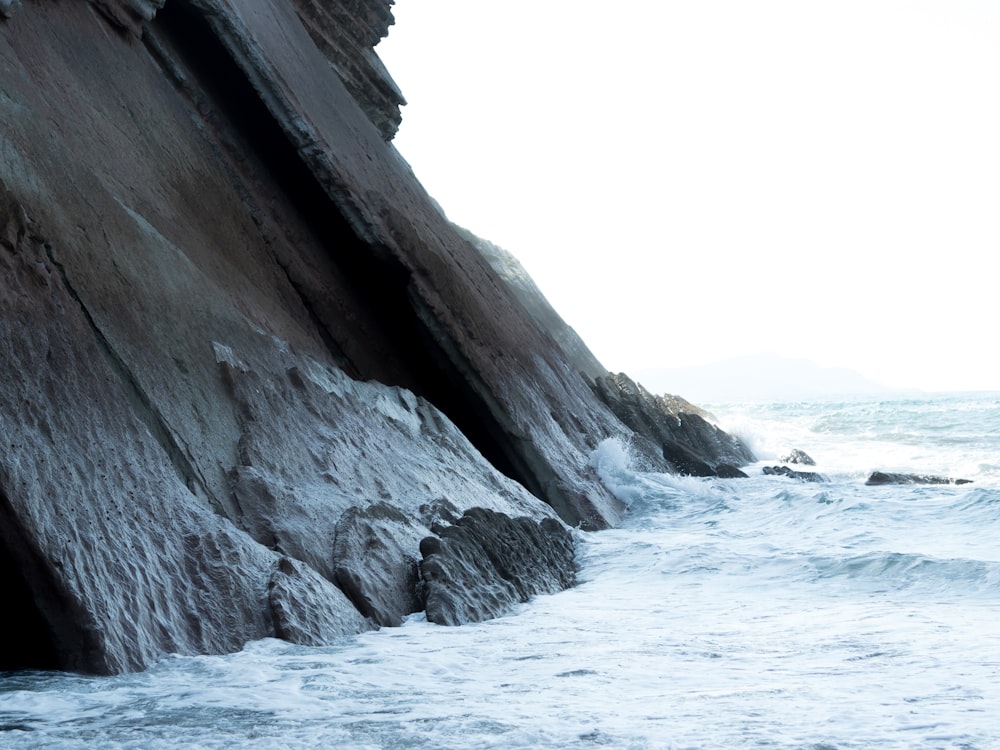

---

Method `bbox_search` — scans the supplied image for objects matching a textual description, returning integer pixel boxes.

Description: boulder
[420,508,576,626]
[268,557,374,647]
[781,449,816,466]
[331,503,426,627]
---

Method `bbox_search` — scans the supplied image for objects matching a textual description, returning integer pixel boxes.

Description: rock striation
[289,0,406,140]
[592,373,756,476]
[762,465,827,483]
[0,0,753,674]
[419,507,576,626]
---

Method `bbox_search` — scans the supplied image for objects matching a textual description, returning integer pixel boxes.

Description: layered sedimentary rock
[592,373,755,476]
[0,0,754,674]
[420,508,576,626]
[289,0,405,139]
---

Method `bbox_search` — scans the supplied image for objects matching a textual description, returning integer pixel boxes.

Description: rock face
[592,373,756,476]
[781,449,816,466]
[460,227,608,382]
[0,0,752,674]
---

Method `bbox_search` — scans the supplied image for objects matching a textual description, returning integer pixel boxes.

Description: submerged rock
[865,471,973,486]
[762,465,827,483]
[716,463,750,479]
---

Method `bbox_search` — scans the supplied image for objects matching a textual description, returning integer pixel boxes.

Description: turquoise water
[2,392,999,748]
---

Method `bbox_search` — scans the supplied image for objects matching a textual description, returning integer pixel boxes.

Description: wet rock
[781,449,816,466]
[592,373,756,476]
[661,439,716,477]
[420,508,575,626]
[268,557,374,646]
[716,463,749,479]
[865,471,973,486]
[763,465,827,482]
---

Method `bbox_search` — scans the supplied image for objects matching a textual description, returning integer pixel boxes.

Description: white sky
[377,1,1000,393]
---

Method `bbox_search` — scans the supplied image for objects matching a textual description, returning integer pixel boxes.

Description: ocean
[2,392,999,749]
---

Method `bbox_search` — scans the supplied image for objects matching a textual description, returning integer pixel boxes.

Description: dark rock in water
[661,439,716,477]
[763,466,827,482]
[592,373,756,476]
[716,463,749,479]
[781,449,816,466]
[420,508,575,626]
[865,471,973,486]
[0,0,21,20]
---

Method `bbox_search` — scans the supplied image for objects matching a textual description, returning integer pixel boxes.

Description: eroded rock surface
[420,508,576,626]
[269,557,374,646]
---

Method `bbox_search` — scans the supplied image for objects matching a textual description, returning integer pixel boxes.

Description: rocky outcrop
[268,557,374,647]
[419,508,576,626]
[0,0,751,674]
[865,472,972,486]
[288,0,405,140]
[716,463,750,479]
[591,373,756,475]
[0,0,21,20]
[781,449,816,466]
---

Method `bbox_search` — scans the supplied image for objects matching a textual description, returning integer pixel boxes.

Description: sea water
[2,392,999,749]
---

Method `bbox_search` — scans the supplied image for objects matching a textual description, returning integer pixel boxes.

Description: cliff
[0,0,753,674]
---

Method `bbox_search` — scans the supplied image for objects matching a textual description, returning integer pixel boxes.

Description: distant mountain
[632,353,898,404]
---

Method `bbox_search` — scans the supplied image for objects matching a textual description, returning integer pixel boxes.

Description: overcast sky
[378,1,1000,393]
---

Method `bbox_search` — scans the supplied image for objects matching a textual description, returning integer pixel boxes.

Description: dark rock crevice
[0,486,101,672]
[146,0,543,498]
